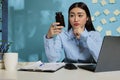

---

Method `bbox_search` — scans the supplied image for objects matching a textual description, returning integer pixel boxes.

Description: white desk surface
[0,62,120,80]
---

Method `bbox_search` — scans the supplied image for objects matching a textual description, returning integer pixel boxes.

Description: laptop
[78,36,120,72]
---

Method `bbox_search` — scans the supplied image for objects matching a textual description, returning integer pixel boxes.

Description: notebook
[18,61,65,72]
[78,36,120,72]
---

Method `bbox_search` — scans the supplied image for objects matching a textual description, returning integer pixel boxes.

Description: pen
[0,44,4,53]
[39,63,44,67]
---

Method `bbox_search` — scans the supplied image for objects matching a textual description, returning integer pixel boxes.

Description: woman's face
[69,7,88,29]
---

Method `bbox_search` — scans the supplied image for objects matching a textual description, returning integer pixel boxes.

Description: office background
[8,0,120,62]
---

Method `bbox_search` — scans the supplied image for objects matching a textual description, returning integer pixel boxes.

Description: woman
[44,2,103,63]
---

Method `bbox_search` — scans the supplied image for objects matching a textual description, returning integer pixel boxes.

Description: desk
[0,62,120,80]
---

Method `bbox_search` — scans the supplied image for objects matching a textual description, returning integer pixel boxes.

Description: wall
[8,0,120,62]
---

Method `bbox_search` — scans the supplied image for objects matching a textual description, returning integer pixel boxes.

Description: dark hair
[68,2,95,31]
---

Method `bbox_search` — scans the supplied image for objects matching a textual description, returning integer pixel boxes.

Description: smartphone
[55,12,65,27]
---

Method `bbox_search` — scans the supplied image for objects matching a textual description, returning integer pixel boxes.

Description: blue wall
[8,0,120,62]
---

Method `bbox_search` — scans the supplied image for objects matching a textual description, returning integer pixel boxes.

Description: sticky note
[94,11,100,17]
[96,26,103,32]
[106,30,112,36]
[101,18,107,24]
[116,27,120,33]
[101,0,107,6]
[109,17,116,22]
[91,16,95,21]
[113,9,120,16]
[92,0,98,3]
[103,9,110,15]
[109,0,116,4]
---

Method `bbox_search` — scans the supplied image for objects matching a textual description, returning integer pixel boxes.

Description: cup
[3,52,18,71]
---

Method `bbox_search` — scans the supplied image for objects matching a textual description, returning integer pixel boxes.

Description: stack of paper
[18,61,65,72]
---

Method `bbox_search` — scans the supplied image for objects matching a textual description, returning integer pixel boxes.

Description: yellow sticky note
[109,0,116,3]
[101,18,107,24]
[113,9,120,16]
[116,27,120,33]
[92,0,98,3]
[96,26,103,32]
[109,17,116,22]
[94,11,100,17]
[104,9,110,15]
[101,0,107,6]
[106,30,112,36]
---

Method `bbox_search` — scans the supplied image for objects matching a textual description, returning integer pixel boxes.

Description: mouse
[64,63,77,70]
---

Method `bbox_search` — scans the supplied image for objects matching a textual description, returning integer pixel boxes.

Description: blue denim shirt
[44,29,103,63]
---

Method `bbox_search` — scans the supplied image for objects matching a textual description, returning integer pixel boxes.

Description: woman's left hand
[73,27,84,39]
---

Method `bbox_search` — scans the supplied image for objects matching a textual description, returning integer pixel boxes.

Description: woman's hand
[73,27,84,39]
[46,22,64,39]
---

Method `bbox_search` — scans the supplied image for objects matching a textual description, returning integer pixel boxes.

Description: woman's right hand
[46,22,64,39]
